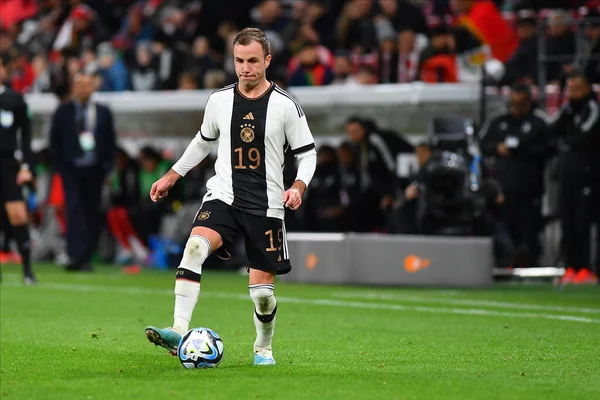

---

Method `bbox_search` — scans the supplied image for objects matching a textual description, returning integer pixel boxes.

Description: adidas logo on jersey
[243,112,255,120]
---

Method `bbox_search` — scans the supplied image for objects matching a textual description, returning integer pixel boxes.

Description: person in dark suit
[49,71,116,271]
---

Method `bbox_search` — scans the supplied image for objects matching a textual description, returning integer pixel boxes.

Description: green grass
[1,263,599,400]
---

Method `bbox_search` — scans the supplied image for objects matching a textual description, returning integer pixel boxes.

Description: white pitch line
[332,291,600,314]
[2,281,599,324]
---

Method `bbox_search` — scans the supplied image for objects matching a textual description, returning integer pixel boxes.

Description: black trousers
[60,165,106,265]
[559,157,593,270]
[502,184,541,266]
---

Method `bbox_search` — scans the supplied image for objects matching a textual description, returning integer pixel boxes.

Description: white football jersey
[198,82,315,220]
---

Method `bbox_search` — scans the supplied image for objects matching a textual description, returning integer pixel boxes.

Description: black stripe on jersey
[274,86,304,118]
[291,143,315,156]
[200,132,218,142]
[230,84,275,216]
[212,83,235,94]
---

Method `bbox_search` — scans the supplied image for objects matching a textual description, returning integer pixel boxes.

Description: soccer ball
[177,327,224,369]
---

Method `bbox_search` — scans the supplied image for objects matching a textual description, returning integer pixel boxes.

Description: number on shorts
[265,228,283,252]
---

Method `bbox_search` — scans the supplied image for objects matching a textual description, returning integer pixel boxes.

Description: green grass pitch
[1,263,599,400]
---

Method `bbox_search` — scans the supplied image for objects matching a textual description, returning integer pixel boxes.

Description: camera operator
[479,84,549,266]
[549,72,600,284]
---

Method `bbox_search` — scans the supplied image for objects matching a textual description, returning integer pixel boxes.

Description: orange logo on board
[404,254,430,273]
[305,253,318,270]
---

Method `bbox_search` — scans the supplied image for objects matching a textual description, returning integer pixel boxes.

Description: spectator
[377,0,429,37]
[137,146,173,242]
[417,24,458,83]
[185,36,216,88]
[203,69,228,89]
[152,31,186,90]
[332,53,360,85]
[399,29,428,83]
[178,70,199,90]
[479,84,549,266]
[31,53,52,93]
[288,41,335,86]
[304,145,345,232]
[112,4,155,57]
[338,140,362,209]
[546,10,576,84]
[106,147,148,264]
[583,9,600,83]
[131,41,158,91]
[501,12,538,85]
[550,73,600,284]
[344,116,397,231]
[354,65,379,85]
[96,42,129,92]
[9,53,35,93]
[53,4,109,54]
[336,0,378,53]
[392,141,434,234]
[48,71,117,272]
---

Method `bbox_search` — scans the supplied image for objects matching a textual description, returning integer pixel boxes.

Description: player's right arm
[150,95,219,202]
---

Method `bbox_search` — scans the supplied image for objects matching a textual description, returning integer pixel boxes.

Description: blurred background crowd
[2,0,600,94]
[1,0,599,283]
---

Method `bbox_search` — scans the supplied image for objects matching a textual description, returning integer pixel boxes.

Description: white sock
[173,235,211,335]
[249,284,277,351]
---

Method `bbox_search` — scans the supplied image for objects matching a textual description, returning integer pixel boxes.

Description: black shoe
[80,263,93,272]
[24,273,37,285]
[65,262,94,272]
[65,263,82,272]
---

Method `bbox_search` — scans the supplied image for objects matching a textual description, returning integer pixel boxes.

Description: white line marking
[332,291,600,314]
[2,281,599,324]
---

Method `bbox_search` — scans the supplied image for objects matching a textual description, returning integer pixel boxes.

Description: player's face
[234,41,271,89]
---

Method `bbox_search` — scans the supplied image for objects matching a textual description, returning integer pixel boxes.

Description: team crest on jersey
[240,124,255,143]
[0,109,14,128]
[198,211,211,221]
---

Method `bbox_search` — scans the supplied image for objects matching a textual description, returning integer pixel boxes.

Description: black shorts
[193,199,291,275]
[0,156,23,203]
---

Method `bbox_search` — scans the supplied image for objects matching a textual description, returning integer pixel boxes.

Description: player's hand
[283,180,306,210]
[150,177,173,202]
[16,169,33,185]
[150,169,182,202]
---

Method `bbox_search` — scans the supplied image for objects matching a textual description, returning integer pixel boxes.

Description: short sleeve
[284,100,315,156]
[200,95,219,142]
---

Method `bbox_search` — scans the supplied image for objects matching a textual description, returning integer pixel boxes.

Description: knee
[249,285,276,315]
[180,235,211,271]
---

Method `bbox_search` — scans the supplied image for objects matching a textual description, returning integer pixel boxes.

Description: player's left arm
[16,99,34,185]
[282,102,317,210]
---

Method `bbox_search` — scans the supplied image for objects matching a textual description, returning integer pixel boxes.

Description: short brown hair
[233,27,270,57]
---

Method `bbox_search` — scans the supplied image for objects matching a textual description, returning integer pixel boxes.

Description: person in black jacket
[345,116,397,231]
[49,71,116,272]
[303,145,344,232]
[0,56,37,284]
[549,73,600,284]
[479,84,549,266]
[106,147,147,264]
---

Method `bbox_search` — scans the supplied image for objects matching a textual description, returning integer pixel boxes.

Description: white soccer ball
[177,327,224,369]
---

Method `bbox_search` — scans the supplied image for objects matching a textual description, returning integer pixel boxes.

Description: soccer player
[144,28,317,365]
[0,56,36,284]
